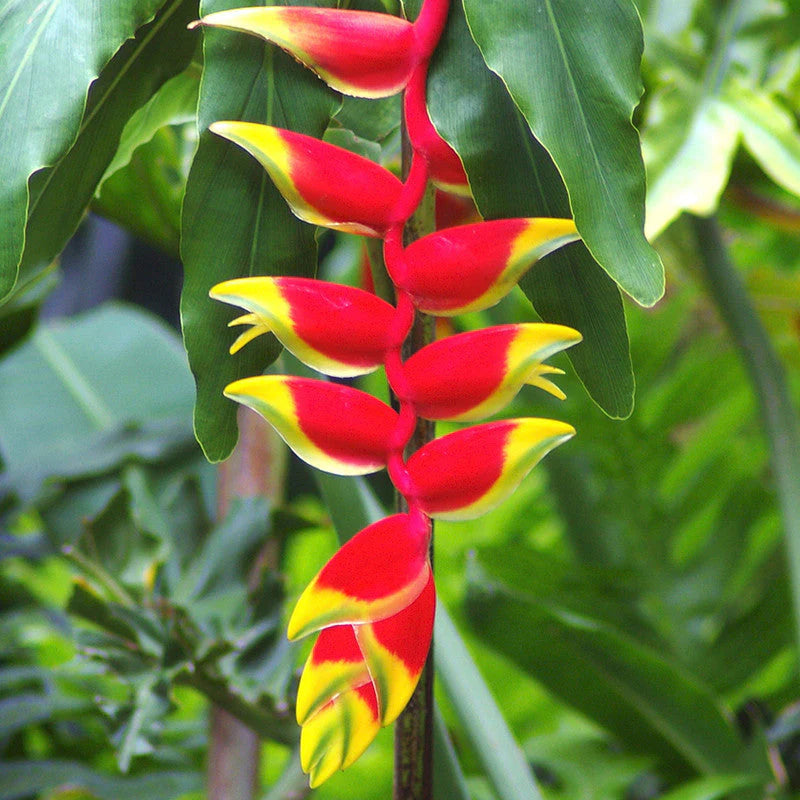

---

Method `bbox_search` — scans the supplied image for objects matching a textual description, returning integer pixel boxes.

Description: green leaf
[425,0,634,417]
[643,88,739,239]
[0,0,198,302]
[641,1,757,238]
[100,64,200,184]
[0,761,201,800]
[334,94,401,143]
[656,774,762,800]
[466,551,768,777]
[0,693,91,739]
[0,304,196,503]
[94,127,189,258]
[462,0,664,306]
[92,62,201,256]
[180,0,337,462]
[0,265,58,357]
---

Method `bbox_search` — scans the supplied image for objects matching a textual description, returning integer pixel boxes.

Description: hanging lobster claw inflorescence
[197,0,582,786]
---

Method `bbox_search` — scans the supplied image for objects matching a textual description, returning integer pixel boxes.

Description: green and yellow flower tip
[296,575,434,727]
[209,122,403,237]
[193,7,419,98]
[404,323,582,420]
[406,418,576,520]
[223,375,397,476]
[210,276,396,377]
[400,218,580,315]
[287,514,431,640]
[301,681,381,787]
[295,624,372,726]
[354,573,435,725]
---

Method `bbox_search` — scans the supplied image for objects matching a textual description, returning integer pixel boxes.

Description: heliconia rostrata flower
[197,0,582,786]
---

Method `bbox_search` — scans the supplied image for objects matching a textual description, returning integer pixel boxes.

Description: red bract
[224,376,396,475]
[193,7,419,98]
[406,419,575,520]
[210,122,404,236]
[288,514,431,639]
[398,218,580,314]
[211,277,396,376]
[403,323,581,420]
[205,0,581,785]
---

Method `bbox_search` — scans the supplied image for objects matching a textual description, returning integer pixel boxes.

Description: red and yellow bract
[211,277,396,377]
[403,323,582,420]
[224,376,396,476]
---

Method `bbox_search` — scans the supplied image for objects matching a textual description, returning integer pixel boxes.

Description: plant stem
[393,132,437,800]
[208,406,287,800]
[691,214,800,658]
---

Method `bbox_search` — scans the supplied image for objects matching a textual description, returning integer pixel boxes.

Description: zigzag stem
[383,40,444,800]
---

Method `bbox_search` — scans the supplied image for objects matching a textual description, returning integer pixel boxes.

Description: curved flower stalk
[200,0,582,786]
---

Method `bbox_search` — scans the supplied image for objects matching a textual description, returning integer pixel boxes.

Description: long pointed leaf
[467,550,771,778]
[180,0,337,462]
[463,0,664,307]
[0,0,173,300]
[424,0,634,417]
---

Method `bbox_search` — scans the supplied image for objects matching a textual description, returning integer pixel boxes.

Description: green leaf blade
[462,0,664,307]
[180,2,337,462]
[0,0,168,301]
[467,546,771,779]
[426,1,634,417]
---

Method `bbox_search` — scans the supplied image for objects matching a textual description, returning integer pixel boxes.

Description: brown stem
[393,129,437,800]
[208,406,286,800]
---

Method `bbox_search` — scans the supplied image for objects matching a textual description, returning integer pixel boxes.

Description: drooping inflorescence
[196,0,581,786]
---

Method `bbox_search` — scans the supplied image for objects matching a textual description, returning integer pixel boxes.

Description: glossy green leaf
[94,127,188,258]
[425,0,634,418]
[93,65,200,254]
[0,0,197,303]
[334,94,401,143]
[101,64,200,184]
[0,304,196,504]
[180,0,338,463]
[467,550,769,777]
[462,0,664,307]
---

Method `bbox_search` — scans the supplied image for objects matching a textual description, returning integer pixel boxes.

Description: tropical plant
[1,0,800,799]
